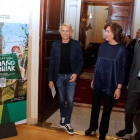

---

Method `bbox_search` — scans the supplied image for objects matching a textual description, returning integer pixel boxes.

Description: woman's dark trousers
[89,89,115,135]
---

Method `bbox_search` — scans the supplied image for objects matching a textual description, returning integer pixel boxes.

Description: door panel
[38,0,65,125]
[108,2,134,35]
[46,0,64,33]
[47,0,61,31]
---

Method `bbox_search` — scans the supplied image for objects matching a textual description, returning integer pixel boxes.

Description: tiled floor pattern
[46,103,136,140]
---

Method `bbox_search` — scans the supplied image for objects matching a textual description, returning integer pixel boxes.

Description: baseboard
[27,118,37,125]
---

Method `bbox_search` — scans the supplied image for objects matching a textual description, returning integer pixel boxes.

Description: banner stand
[0,122,17,139]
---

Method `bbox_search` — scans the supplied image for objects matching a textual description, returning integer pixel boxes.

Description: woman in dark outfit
[125,35,131,47]
[124,35,133,88]
[85,22,127,140]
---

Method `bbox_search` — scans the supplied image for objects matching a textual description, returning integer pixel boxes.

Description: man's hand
[91,80,93,89]
[49,81,54,89]
[69,74,77,82]
[114,89,121,99]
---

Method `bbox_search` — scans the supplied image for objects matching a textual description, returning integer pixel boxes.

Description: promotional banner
[0,54,21,79]
[0,0,29,125]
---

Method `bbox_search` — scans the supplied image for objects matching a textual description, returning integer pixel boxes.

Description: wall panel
[64,0,81,40]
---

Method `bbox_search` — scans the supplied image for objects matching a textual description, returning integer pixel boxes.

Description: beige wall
[96,6,108,43]
[86,6,98,47]
[64,0,81,40]
[86,5,108,47]
[131,0,140,38]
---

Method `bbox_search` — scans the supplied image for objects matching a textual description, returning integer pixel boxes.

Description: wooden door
[108,2,134,35]
[38,0,65,125]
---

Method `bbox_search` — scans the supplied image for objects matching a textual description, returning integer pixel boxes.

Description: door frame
[38,0,64,125]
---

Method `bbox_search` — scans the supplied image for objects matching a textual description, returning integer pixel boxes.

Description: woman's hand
[49,81,54,89]
[91,80,93,89]
[114,89,121,99]
[69,74,77,82]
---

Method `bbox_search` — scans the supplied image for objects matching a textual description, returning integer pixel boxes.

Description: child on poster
[9,44,27,90]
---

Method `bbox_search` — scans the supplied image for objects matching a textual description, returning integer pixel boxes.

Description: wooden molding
[79,0,88,44]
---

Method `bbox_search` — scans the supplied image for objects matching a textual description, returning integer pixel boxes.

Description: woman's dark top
[93,41,127,98]
[59,41,72,74]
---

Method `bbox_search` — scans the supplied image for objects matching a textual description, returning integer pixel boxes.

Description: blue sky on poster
[1,23,29,54]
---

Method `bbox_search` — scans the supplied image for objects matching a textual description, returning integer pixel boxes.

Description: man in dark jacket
[130,29,140,49]
[116,43,140,140]
[48,23,83,135]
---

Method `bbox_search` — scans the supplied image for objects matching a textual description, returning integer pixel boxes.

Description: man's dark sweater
[59,41,72,74]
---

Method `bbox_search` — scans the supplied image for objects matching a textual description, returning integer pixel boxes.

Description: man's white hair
[59,23,74,33]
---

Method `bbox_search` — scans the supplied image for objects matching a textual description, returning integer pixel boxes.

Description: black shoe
[99,133,106,140]
[116,129,132,137]
[64,124,74,135]
[85,128,96,136]
[60,117,65,128]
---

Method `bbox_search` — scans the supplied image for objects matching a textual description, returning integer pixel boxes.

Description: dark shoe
[85,128,96,136]
[60,117,65,128]
[85,128,92,135]
[22,78,27,84]
[99,133,106,140]
[116,129,132,137]
[64,124,74,135]
[9,83,14,90]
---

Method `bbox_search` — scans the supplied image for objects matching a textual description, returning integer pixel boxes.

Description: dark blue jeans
[56,73,76,124]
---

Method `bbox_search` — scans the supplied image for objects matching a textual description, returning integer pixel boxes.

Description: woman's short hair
[104,22,125,44]
[59,23,74,33]
[126,35,131,39]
